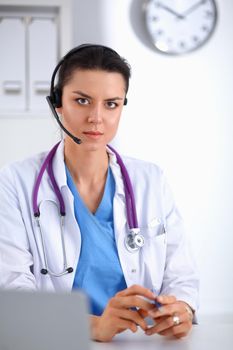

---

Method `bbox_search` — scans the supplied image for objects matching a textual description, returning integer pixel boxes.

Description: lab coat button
[131,269,136,273]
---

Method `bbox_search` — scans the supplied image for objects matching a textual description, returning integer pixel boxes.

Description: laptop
[0,289,91,350]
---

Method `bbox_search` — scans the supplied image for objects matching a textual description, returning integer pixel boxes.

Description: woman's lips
[83,131,103,138]
[83,131,103,135]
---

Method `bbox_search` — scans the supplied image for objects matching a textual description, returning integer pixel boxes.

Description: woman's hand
[90,284,155,342]
[146,295,193,338]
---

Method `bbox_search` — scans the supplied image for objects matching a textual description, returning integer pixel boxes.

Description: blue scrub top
[66,166,127,316]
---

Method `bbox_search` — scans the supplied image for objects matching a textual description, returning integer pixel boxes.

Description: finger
[116,319,138,334]
[147,295,177,317]
[110,294,155,312]
[145,312,189,335]
[148,301,184,319]
[158,323,191,338]
[113,308,148,331]
[156,295,177,304]
[116,284,155,300]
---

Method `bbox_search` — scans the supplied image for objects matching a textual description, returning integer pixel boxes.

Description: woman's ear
[55,107,62,115]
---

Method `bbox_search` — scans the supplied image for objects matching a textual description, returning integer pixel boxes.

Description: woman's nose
[88,104,103,124]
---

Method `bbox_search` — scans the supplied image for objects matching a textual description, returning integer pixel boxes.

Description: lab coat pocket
[142,227,167,291]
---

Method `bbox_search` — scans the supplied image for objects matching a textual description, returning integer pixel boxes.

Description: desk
[91,323,233,350]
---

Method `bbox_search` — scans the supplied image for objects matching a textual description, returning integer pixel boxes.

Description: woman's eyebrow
[105,97,123,102]
[72,90,124,102]
[72,90,92,99]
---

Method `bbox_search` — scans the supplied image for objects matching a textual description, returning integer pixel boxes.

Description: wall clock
[143,0,218,55]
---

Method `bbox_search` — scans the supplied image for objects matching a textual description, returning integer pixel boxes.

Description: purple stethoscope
[32,142,145,277]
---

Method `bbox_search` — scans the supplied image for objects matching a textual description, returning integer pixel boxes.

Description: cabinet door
[0,17,26,111]
[28,17,58,111]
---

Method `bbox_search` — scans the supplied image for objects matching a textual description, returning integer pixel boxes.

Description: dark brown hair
[56,45,131,93]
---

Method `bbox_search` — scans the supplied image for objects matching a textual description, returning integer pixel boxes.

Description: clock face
[144,0,217,55]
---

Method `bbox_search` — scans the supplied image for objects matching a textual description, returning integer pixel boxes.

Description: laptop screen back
[0,290,91,350]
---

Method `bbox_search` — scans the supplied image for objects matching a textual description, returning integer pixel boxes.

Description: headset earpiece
[52,88,62,108]
[124,97,128,106]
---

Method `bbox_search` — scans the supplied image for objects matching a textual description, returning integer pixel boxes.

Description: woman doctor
[0,44,199,342]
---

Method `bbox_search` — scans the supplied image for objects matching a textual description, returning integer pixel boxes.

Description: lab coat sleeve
[0,166,36,290]
[160,173,199,314]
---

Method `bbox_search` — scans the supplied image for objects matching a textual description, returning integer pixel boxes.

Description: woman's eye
[106,101,118,109]
[76,98,89,105]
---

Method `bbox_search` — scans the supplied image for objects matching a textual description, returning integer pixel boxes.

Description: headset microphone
[46,96,82,145]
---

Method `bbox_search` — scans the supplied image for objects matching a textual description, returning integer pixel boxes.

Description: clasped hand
[90,285,193,342]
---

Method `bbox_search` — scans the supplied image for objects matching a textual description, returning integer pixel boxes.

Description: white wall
[1,0,233,318]
[73,0,233,317]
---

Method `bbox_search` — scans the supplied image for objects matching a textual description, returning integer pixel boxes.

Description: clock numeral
[202,25,209,32]
[154,2,160,8]
[205,10,214,18]
[192,36,199,42]
[151,16,158,22]
[155,29,163,36]
[179,41,186,49]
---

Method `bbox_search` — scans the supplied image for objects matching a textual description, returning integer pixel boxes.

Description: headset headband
[49,44,128,107]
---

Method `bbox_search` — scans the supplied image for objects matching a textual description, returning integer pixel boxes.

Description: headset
[46,44,128,144]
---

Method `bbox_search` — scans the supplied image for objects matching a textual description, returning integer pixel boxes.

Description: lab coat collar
[52,140,67,189]
[106,145,127,240]
[52,141,125,196]
[106,145,125,197]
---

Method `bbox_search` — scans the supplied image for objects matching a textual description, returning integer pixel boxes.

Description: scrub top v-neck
[65,165,127,316]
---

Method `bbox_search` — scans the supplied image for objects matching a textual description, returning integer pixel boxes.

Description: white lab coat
[0,141,199,311]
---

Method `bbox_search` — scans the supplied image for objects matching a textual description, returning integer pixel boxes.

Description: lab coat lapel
[109,148,143,287]
[44,140,81,290]
[108,148,127,239]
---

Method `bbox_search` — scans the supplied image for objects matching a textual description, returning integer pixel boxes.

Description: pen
[151,288,162,309]
[154,299,162,309]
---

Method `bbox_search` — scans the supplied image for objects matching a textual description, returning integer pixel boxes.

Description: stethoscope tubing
[33,142,138,229]
[32,142,144,276]
[35,202,73,276]
[47,150,66,215]
[32,143,62,216]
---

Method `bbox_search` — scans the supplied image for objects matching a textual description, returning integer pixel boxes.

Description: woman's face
[57,69,126,151]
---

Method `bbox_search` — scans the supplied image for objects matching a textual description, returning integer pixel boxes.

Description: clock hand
[182,0,207,17]
[157,2,184,19]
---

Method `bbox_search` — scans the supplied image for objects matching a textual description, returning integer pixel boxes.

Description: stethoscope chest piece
[125,229,145,253]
